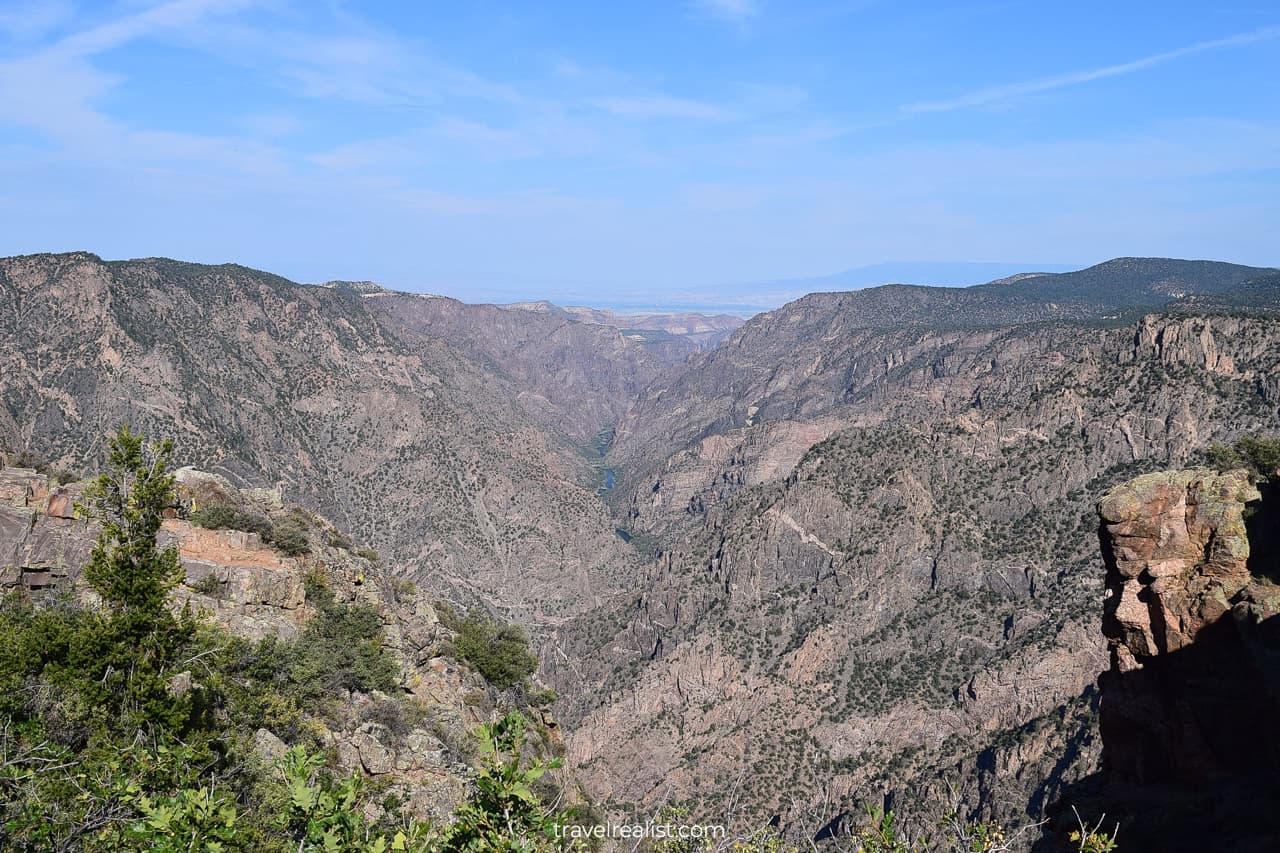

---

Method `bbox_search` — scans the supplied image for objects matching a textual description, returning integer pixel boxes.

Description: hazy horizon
[2,1,1278,303]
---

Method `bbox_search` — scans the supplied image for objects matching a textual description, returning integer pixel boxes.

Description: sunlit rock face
[1066,469,1280,852]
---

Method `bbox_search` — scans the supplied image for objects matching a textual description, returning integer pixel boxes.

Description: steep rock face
[556,312,1280,834]
[1055,469,1280,852]
[368,292,692,443]
[610,314,1280,542]
[0,468,93,593]
[1098,470,1260,668]
[0,253,640,626]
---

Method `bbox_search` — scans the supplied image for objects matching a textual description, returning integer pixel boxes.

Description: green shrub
[241,596,398,705]
[439,606,539,691]
[1203,434,1280,482]
[1237,435,1280,482]
[190,503,275,543]
[323,528,353,550]
[48,468,82,487]
[272,514,310,557]
[12,449,47,471]
[302,567,329,603]
[439,713,566,851]
[1203,441,1243,472]
[191,574,223,597]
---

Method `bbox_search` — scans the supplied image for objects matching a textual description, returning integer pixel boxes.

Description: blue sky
[0,0,1277,308]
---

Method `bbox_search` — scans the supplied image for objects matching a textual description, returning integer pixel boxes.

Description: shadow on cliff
[1033,608,1280,853]
[1245,478,1280,582]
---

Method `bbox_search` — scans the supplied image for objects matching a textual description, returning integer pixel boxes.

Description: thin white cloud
[692,0,760,23]
[590,94,739,121]
[903,25,1280,114]
[185,17,525,109]
[0,0,285,175]
[0,0,75,40]
[52,0,261,58]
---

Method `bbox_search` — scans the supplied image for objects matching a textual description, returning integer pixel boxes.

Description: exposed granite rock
[1096,469,1280,786]
[1038,468,1280,852]
[254,728,289,763]
[1098,470,1259,666]
[353,724,397,775]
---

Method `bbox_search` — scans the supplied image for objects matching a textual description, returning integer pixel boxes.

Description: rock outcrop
[1041,469,1280,852]
[1098,470,1263,672]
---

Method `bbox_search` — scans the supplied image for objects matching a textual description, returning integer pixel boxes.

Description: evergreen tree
[75,425,194,729]
[79,425,184,621]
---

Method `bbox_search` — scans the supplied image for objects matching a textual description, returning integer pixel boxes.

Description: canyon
[3,251,1280,846]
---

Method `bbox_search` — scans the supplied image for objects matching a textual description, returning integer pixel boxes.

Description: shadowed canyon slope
[3,251,1280,842]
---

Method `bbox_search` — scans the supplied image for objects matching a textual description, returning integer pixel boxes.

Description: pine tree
[79,425,184,621]
[76,426,195,729]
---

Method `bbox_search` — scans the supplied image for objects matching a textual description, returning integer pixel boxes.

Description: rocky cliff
[367,291,696,444]
[553,311,1280,835]
[1049,468,1280,852]
[0,252,649,627]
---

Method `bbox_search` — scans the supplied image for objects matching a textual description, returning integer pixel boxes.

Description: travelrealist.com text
[555,822,727,841]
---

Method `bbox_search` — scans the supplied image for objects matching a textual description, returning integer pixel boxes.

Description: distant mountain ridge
[315,281,744,350]
[744,257,1279,332]
[316,257,1279,332]
[499,300,745,350]
[974,256,1278,306]
[752,260,1082,290]
[665,261,1084,310]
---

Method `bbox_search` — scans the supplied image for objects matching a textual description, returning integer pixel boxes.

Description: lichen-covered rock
[1098,469,1259,664]
[254,728,289,763]
[353,724,397,775]
[1066,467,1280,852]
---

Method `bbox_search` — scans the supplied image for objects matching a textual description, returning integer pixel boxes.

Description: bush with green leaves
[1202,433,1280,482]
[273,746,398,852]
[439,605,539,691]
[438,712,567,852]
[242,597,399,706]
[190,503,275,543]
[271,513,311,557]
